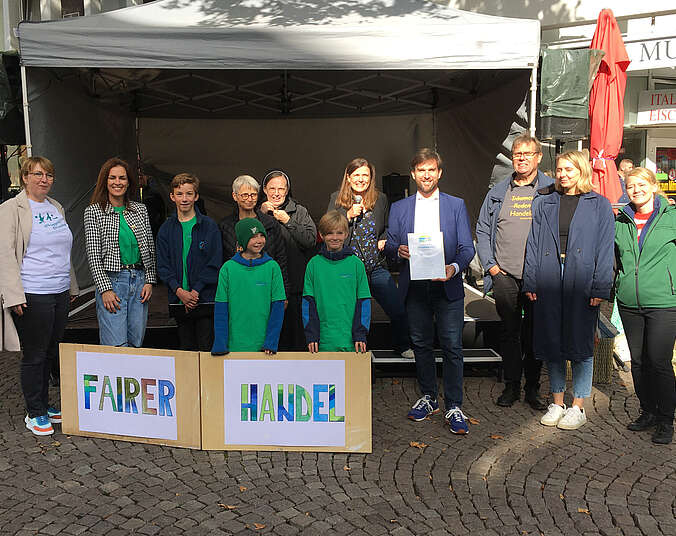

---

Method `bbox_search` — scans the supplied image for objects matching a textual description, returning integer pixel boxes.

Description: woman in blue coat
[523,151,615,430]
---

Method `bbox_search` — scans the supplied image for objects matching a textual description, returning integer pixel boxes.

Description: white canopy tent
[17,0,540,288]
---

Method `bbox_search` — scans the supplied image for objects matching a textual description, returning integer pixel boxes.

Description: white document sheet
[408,232,446,280]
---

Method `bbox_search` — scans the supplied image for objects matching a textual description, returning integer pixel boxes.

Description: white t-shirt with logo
[20,199,73,294]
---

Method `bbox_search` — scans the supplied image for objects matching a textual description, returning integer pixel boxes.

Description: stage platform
[64,282,502,371]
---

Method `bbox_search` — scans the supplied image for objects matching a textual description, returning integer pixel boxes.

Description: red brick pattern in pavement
[0,351,674,536]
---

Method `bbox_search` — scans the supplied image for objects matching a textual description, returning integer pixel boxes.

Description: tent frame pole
[529,64,537,137]
[20,65,33,157]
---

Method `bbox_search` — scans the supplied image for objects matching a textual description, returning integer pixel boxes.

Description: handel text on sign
[76,352,178,440]
[224,360,346,447]
[637,90,676,126]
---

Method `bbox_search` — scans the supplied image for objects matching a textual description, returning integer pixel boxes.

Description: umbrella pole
[20,65,33,157]
[529,65,537,137]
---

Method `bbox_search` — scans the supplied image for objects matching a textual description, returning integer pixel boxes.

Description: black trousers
[491,272,542,389]
[619,306,676,423]
[173,304,214,352]
[279,292,305,352]
[12,291,70,418]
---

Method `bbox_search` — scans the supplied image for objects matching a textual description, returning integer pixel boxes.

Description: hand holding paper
[408,232,446,280]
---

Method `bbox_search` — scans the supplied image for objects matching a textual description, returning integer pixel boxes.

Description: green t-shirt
[113,206,141,265]
[180,216,197,291]
[215,257,286,352]
[303,254,371,352]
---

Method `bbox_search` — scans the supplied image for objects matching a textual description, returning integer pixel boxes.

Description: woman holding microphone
[615,167,675,444]
[329,157,412,358]
[0,156,79,436]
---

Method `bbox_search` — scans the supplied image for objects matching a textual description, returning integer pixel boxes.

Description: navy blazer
[385,192,475,302]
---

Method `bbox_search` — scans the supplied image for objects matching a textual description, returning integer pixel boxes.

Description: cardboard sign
[60,344,201,449]
[201,352,372,452]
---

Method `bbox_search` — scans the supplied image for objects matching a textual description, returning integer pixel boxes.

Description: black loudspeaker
[539,116,589,141]
[382,173,410,204]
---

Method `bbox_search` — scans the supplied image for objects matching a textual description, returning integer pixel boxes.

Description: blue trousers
[546,357,593,398]
[369,267,410,353]
[96,269,148,347]
[406,281,464,408]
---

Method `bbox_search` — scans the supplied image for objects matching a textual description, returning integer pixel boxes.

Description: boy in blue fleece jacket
[156,173,222,351]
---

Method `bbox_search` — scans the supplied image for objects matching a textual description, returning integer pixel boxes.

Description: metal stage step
[371,347,502,364]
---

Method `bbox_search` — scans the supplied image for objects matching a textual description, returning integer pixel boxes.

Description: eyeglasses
[512,152,539,160]
[238,192,258,200]
[266,187,287,194]
[28,171,55,180]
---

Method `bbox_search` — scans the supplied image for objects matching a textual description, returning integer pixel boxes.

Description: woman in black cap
[260,170,317,350]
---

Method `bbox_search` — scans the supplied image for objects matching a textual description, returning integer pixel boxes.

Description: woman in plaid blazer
[84,158,157,347]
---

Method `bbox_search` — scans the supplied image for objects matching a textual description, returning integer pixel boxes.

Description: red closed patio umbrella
[589,9,631,203]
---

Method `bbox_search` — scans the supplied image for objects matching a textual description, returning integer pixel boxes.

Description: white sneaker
[400,348,415,359]
[557,406,587,430]
[540,403,566,426]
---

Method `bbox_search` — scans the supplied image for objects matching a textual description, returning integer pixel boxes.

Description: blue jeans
[406,281,464,408]
[369,267,410,353]
[96,269,148,347]
[546,357,593,398]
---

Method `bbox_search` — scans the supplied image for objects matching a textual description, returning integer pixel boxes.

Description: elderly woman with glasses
[259,170,316,350]
[0,156,79,436]
[219,175,288,291]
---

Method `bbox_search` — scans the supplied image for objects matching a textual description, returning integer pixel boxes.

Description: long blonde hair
[625,167,668,200]
[555,151,593,194]
[335,157,379,211]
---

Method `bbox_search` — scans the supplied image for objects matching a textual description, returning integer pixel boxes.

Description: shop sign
[626,37,676,72]
[636,90,676,126]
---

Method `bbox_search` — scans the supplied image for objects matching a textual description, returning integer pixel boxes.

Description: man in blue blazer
[385,148,475,434]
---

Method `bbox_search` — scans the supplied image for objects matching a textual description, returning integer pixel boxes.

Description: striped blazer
[84,201,157,294]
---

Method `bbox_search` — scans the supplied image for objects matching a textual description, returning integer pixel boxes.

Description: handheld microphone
[353,195,363,222]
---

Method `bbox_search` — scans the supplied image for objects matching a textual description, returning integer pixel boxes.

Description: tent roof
[18,0,540,70]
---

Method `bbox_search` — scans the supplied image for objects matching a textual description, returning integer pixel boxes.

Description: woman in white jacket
[0,156,79,436]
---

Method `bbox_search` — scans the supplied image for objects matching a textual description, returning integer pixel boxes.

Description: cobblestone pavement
[0,351,674,536]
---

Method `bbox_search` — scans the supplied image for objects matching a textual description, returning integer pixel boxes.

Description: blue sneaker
[407,395,440,421]
[25,415,54,436]
[47,407,62,424]
[445,407,469,435]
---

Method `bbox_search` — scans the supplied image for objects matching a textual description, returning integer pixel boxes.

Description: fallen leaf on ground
[218,504,239,510]
[577,508,590,514]
[409,441,428,449]
[392,379,400,385]
[253,523,266,530]
[239,485,247,492]
[490,435,504,440]
[469,417,480,425]
[559,494,564,500]
[390,519,398,523]
[428,474,433,481]
[343,465,351,471]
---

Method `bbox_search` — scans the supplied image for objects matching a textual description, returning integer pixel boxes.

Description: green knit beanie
[235,218,267,249]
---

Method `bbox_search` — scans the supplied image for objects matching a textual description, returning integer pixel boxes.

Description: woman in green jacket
[615,167,676,445]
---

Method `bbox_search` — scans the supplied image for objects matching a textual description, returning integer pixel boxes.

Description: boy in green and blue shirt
[211,218,286,354]
[303,210,371,353]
